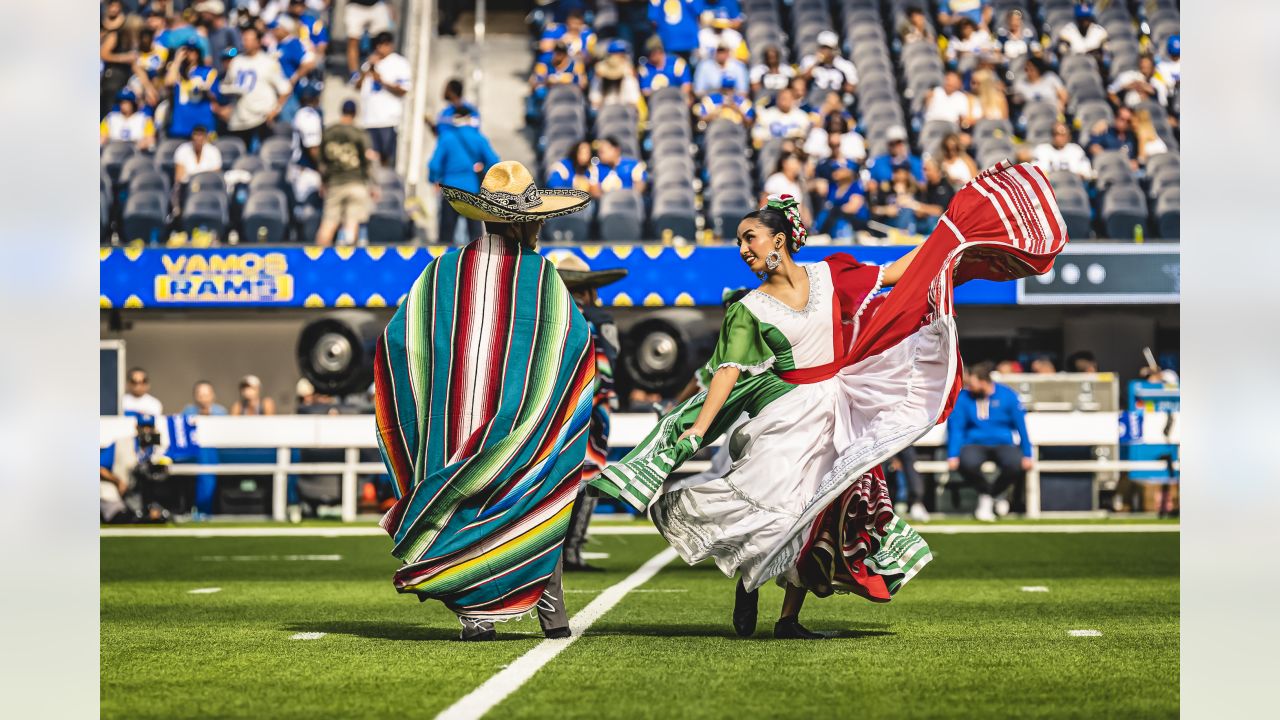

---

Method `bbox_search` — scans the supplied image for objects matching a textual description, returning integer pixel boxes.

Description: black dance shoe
[733,578,759,637]
[773,616,827,640]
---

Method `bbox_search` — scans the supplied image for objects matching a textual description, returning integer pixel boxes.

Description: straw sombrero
[442,160,591,223]
[549,252,628,290]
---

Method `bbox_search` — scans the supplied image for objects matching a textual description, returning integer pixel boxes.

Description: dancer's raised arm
[882,244,923,287]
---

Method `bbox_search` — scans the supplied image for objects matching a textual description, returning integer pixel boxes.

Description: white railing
[100,412,1178,521]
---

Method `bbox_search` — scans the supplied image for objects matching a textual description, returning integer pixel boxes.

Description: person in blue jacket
[428,107,501,244]
[946,361,1034,521]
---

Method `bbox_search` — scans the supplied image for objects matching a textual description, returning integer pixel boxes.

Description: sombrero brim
[442,185,592,222]
[557,268,628,289]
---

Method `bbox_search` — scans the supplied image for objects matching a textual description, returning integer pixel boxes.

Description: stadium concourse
[102,1,1181,247]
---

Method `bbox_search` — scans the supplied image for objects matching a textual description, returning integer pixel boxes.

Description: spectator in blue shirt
[286,0,330,57]
[181,380,229,416]
[268,16,317,124]
[695,76,756,127]
[589,136,649,196]
[432,78,480,136]
[165,40,221,139]
[428,107,501,243]
[539,9,597,66]
[1087,105,1139,170]
[946,362,1034,521]
[649,0,704,58]
[703,0,744,28]
[158,10,211,63]
[527,42,587,123]
[546,140,595,193]
[813,157,867,239]
[937,0,992,33]
[866,125,925,183]
[638,36,693,103]
[693,40,750,96]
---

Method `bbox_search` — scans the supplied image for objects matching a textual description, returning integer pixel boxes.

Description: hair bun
[763,194,808,251]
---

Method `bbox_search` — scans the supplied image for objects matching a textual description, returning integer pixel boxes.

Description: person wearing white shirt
[173,125,224,185]
[122,367,164,418]
[220,26,293,150]
[1108,56,1169,110]
[357,31,412,166]
[800,31,858,94]
[947,18,995,71]
[1156,34,1180,89]
[1033,123,1092,180]
[761,152,811,226]
[291,81,324,203]
[749,45,795,97]
[752,88,812,147]
[1056,7,1108,56]
[925,71,983,138]
[697,18,747,62]
[803,114,867,164]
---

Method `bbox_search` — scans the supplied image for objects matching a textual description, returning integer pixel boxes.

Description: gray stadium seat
[648,86,686,109]
[367,201,411,244]
[710,196,756,240]
[188,171,226,196]
[259,137,293,171]
[1074,100,1115,139]
[215,137,246,170]
[101,189,112,244]
[182,191,228,238]
[122,190,169,245]
[240,189,289,243]
[544,213,591,243]
[128,171,170,196]
[101,142,137,184]
[919,120,959,157]
[651,196,698,242]
[598,191,645,242]
[1101,185,1148,240]
[1154,188,1179,240]
[231,155,266,176]
[118,155,158,187]
[155,138,184,180]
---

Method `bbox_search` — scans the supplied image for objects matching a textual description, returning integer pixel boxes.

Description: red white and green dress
[591,161,1068,600]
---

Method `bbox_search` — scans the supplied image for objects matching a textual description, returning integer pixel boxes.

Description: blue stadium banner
[99,245,1016,309]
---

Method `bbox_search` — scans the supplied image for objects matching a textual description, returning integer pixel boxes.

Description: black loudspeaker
[296,311,382,396]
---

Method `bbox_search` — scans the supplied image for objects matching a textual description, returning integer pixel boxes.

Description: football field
[101,520,1178,719]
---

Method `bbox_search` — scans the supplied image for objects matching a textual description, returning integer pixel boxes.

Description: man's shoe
[459,618,496,641]
[458,628,496,642]
[994,497,1011,518]
[908,502,931,523]
[732,578,759,637]
[564,560,605,573]
[974,494,997,522]
[544,627,572,639]
[774,616,827,640]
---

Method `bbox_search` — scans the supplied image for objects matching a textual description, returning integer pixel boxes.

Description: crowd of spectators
[100,0,414,246]
[527,0,1180,243]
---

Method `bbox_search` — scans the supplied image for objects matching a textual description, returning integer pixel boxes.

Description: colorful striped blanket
[374,234,596,619]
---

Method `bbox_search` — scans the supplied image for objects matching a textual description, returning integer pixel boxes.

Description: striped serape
[374,234,595,619]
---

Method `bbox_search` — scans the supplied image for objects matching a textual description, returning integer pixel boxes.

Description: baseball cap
[221,47,239,60]
[182,37,202,49]
[116,87,138,103]
[341,99,358,116]
[193,0,225,14]
[886,125,908,142]
[1167,34,1180,57]
[295,378,315,397]
[817,30,840,49]
[1074,3,1094,20]
[606,38,628,55]
[645,35,665,54]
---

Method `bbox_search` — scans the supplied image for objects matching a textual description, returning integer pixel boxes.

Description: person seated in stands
[946,17,994,73]
[924,70,983,147]
[751,87,812,149]
[638,36,693,103]
[181,380,228,416]
[546,140,595,194]
[173,125,223,195]
[993,8,1041,66]
[812,155,867,240]
[1087,106,1139,170]
[867,126,924,183]
[1056,3,1108,59]
[693,39,750,97]
[695,76,755,128]
[131,25,169,110]
[1066,350,1099,373]
[803,112,866,165]
[101,89,156,150]
[1030,355,1057,374]
[231,375,277,416]
[539,8,596,67]
[1010,56,1067,115]
[800,31,858,96]
[589,136,648,198]
[702,0,744,30]
[917,158,957,233]
[809,89,855,130]
[1132,109,1170,165]
[898,6,936,44]
[936,0,992,32]
[938,132,978,187]
[761,152,813,226]
[430,78,480,135]
[1108,55,1170,111]
[697,8,749,62]
[165,37,221,140]
[1156,34,1180,93]
[1033,122,1093,181]
[528,40,587,123]
[648,0,703,62]
[590,40,645,116]
[869,164,925,235]
[749,45,795,100]
[946,361,1034,522]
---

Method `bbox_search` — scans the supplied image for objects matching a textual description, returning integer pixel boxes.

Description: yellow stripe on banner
[674,292,694,306]
[396,246,418,260]
[427,246,447,258]
[335,247,355,261]
[674,245,695,259]
[124,295,144,308]
[123,247,144,262]
[642,293,664,307]
[100,296,112,309]
[365,247,386,261]
[397,293,408,306]
[611,245,633,260]
[580,244,602,259]
[642,245,664,259]
[303,246,325,260]
[612,292,634,307]
[100,248,113,261]
[335,293,356,307]
[304,294,325,308]
[366,293,387,307]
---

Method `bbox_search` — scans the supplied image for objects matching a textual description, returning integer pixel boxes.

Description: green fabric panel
[705,302,775,374]
[758,322,795,371]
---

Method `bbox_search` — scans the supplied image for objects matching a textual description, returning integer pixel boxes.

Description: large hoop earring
[765,250,782,271]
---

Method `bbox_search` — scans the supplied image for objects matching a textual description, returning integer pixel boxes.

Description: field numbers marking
[435,547,679,720]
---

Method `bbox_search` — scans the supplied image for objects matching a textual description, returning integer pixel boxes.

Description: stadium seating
[241,189,290,244]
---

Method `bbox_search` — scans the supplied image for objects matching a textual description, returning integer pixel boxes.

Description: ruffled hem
[714,357,777,376]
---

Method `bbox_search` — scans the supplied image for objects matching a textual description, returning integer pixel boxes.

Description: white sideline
[435,547,679,720]
[100,523,1179,538]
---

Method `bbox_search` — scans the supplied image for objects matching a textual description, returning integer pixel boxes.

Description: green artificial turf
[101,528,1177,719]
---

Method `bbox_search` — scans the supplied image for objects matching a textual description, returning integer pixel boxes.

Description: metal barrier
[99,412,1179,521]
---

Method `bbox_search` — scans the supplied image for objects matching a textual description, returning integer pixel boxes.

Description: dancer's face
[736,219,785,276]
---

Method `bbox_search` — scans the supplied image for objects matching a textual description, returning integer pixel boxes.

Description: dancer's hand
[677,426,704,444]
[947,457,959,471]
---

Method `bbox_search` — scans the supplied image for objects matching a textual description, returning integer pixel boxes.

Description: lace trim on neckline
[748,264,823,318]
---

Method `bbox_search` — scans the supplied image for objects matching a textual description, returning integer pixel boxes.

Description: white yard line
[196,554,342,562]
[434,547,679,720]
[289,632,326,640]
[1069,629,1103,637]
[186,587,222,594]
[101,523,1179,538]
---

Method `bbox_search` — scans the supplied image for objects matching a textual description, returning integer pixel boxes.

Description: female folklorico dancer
[590,161,1067,638]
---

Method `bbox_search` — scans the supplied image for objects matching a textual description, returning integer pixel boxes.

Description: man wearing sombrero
[373,161,595,641]
[550,254,628,572]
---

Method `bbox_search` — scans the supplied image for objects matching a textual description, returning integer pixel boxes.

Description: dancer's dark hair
[741,195,807,252]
